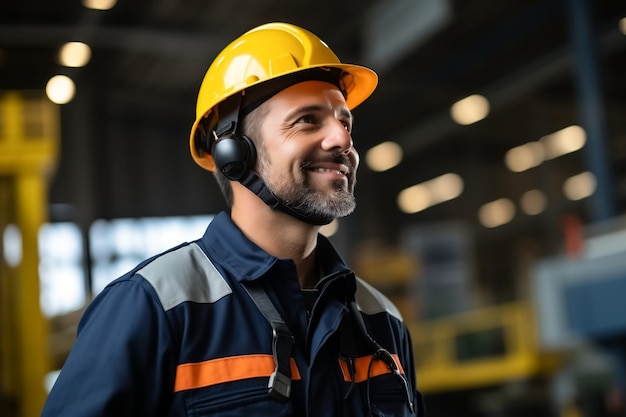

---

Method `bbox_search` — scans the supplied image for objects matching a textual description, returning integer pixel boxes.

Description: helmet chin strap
[238,169,334,226]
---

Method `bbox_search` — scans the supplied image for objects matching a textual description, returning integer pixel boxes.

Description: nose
[320,118,353,155]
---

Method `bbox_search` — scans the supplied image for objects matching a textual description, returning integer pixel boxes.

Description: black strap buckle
[268,368,292,400]
[243,281,294,401]
[269,325,294,400]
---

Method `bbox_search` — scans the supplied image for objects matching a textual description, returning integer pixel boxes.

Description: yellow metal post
[0,91,60,417]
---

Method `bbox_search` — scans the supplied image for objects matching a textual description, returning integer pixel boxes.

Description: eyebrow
[286,104,353,122]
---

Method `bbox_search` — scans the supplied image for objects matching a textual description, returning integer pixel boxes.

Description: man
[41,22,424,416]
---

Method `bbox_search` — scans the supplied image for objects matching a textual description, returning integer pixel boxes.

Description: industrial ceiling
[1,0,626,302]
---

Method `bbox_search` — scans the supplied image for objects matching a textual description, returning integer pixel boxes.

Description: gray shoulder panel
[138,242,232,311]
[355,277,403,322]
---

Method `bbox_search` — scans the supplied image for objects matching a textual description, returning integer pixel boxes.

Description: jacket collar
[200,211,352,284]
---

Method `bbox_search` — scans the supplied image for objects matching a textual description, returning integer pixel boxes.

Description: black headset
[212,130,256,181]
[197,93,256,181]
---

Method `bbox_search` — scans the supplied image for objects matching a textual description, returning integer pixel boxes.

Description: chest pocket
[176,353,301,416]
[186,379,293,417]
[339,353,416,416]
[367,374,416,417]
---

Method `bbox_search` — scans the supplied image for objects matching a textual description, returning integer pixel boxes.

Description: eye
[296,114,318,125]
[341,119,352,132]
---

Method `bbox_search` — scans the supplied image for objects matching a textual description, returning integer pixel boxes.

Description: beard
[280,173,357,219]
[258,152,358,220]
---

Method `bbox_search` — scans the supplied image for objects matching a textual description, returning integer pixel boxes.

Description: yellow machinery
[0,91,59,417]
[355,242,564,397]
[409,301,562,393]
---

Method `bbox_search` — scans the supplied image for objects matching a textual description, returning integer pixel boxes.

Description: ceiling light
[46,75,75,104]
[82,0,117,10]
[366,141,403,172]
[563,172,596,200]
[540,125,586,159]
[450,94,490,125]
[520,190,547,215]
[397,172,463,213]
[504,125,585,172]
[398,184,431,214]
[58,42,92,68]
[504,141,544,172]
[429,172,464,202]
[478,198,515,228]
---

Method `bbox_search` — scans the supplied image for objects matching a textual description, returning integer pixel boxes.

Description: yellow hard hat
[189,22,378,172]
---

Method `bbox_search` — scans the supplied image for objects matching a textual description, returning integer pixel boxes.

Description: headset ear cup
[212,133,256,180]
[241,135,257,169]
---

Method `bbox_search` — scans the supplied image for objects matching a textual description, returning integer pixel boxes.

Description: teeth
[313,168,343,174]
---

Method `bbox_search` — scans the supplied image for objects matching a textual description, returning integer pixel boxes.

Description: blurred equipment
[0,91,59,417]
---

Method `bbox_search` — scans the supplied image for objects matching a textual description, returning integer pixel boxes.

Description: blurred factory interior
[2,0,626,416]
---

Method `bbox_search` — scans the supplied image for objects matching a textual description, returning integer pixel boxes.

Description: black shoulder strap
[242,281,294,401]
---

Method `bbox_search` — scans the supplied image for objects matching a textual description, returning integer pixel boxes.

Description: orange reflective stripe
[338,354,404,383]
[174,354,301,392]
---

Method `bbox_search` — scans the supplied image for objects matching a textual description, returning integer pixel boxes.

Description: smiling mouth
[308,166,349,176]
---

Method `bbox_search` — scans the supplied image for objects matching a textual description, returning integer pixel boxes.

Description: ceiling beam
[393,26,626,157]
[0,24,229,58]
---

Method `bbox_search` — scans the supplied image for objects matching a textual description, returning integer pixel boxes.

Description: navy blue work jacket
[41,211,424,416]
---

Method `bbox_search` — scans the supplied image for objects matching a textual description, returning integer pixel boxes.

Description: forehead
[265,80,349,111]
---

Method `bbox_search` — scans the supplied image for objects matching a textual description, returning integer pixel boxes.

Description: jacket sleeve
[401,323,427,416]
[41,275,177,417]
